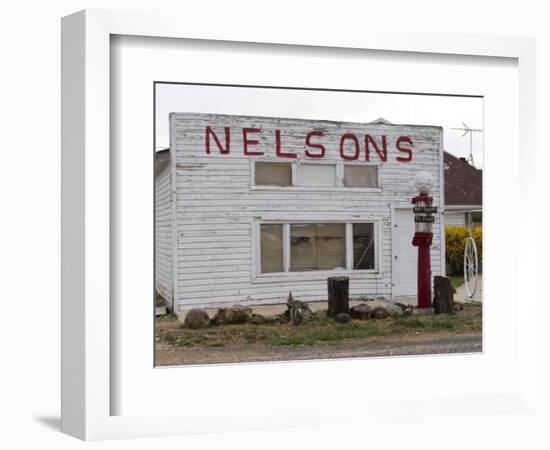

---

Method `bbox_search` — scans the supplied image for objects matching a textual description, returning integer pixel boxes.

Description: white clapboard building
[155,113,445,312]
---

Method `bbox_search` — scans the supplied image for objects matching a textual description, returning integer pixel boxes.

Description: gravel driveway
[155,332,482,366]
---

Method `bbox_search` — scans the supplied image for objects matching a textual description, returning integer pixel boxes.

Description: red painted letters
[339,133,360,160]
[205,126,230,154]
[204,126,415,162]
[304,131,326,158]
[275,129,297,158]
[395,136,414,162]
[365,135,387,162]
[242,128,264,156]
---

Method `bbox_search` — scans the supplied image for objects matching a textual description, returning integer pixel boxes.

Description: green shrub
[472,226,483,261]
[445,225,482,274]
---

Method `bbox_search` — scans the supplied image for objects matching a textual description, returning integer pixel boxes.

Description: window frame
[343,162,380,188]
[250,159,382,192]
[295,159,340,187]
[252,218,380,282]
[253,159,295,187]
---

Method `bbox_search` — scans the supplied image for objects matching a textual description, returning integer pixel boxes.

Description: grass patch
[156,303,482,349]
[450,274,465,289]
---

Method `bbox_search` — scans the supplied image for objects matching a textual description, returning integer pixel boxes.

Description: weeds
[156,303,482,349]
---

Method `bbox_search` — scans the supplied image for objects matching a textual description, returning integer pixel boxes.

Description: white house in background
[155,113,445,313]
[443,152,482,228]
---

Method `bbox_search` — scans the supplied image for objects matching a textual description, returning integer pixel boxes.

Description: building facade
[155,113,445,312]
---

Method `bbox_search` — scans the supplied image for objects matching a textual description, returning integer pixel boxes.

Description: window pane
[255,162,292,186]
[316,224,346,270]
[290,224,317,271]
[260,224,283,273]
[344,165,378,187]
[290,224,345,271]
[353,223,375,270]
[298,164,336,186]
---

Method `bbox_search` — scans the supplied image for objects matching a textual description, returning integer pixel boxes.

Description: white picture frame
[61,9,537,441]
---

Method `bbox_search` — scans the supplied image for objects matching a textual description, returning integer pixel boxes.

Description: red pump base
[412,232,433,309]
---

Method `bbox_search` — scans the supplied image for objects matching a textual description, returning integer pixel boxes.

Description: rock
[287,292,315,325]
[371,307,389,320]
[183,308,210,329]
[362,298,403,316]
[453,302,464,312]
[250,313,266,325]
[395,302,414,316]
[350,303,372,320]
[212,304,252,325]
[334,312,351,323]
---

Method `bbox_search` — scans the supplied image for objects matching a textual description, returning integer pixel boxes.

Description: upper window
[297,164,336,186]
[254,161,379,189]
[343,165,378,188]
[255,162,292,186]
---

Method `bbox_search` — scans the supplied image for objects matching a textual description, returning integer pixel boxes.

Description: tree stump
[327,276,349,317]
[433,276,454,314]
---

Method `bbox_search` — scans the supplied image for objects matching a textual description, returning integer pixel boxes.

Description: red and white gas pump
[411,172,438,309]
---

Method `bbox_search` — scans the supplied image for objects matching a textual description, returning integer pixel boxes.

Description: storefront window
[259,222,376,274]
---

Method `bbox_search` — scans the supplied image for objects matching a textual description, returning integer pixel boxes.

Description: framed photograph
[62,9,537,441]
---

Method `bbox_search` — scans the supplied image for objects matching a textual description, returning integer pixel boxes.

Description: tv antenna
[451,122,482,166]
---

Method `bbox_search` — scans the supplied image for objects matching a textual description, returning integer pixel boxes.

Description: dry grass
[156,303,482,349]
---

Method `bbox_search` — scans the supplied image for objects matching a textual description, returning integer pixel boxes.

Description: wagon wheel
[463,236,478,298]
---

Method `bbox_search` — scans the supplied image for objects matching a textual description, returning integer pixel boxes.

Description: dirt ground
[155,303,482,366]
[155,332,482,366]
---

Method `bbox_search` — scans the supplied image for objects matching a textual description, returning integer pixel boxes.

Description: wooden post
[327,276,349,317]
[433,276,454,314]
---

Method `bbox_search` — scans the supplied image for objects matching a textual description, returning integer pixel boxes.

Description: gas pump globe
[411,172,438,309]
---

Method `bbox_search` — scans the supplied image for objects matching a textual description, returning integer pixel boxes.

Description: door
[393,208,417,297]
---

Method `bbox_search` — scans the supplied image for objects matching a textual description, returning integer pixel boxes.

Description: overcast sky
[155,84,484,168]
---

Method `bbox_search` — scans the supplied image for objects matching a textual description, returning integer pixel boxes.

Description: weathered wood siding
[169,113,444,311]
[154,151,173,304]
[444,211,466,227]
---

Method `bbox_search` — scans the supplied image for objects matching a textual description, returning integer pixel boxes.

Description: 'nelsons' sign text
[204,125,415,162]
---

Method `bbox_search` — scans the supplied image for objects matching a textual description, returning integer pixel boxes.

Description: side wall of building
[170,113,443,311]
[444,211,466,227]
[154,153,173,304]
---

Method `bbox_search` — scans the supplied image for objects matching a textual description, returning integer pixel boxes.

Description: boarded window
[290,224,345,271]
[260,224,284,273]
[298,164,336,186]
[255,162,292,186]
[353,223,375,270]
[343,165,378,187]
